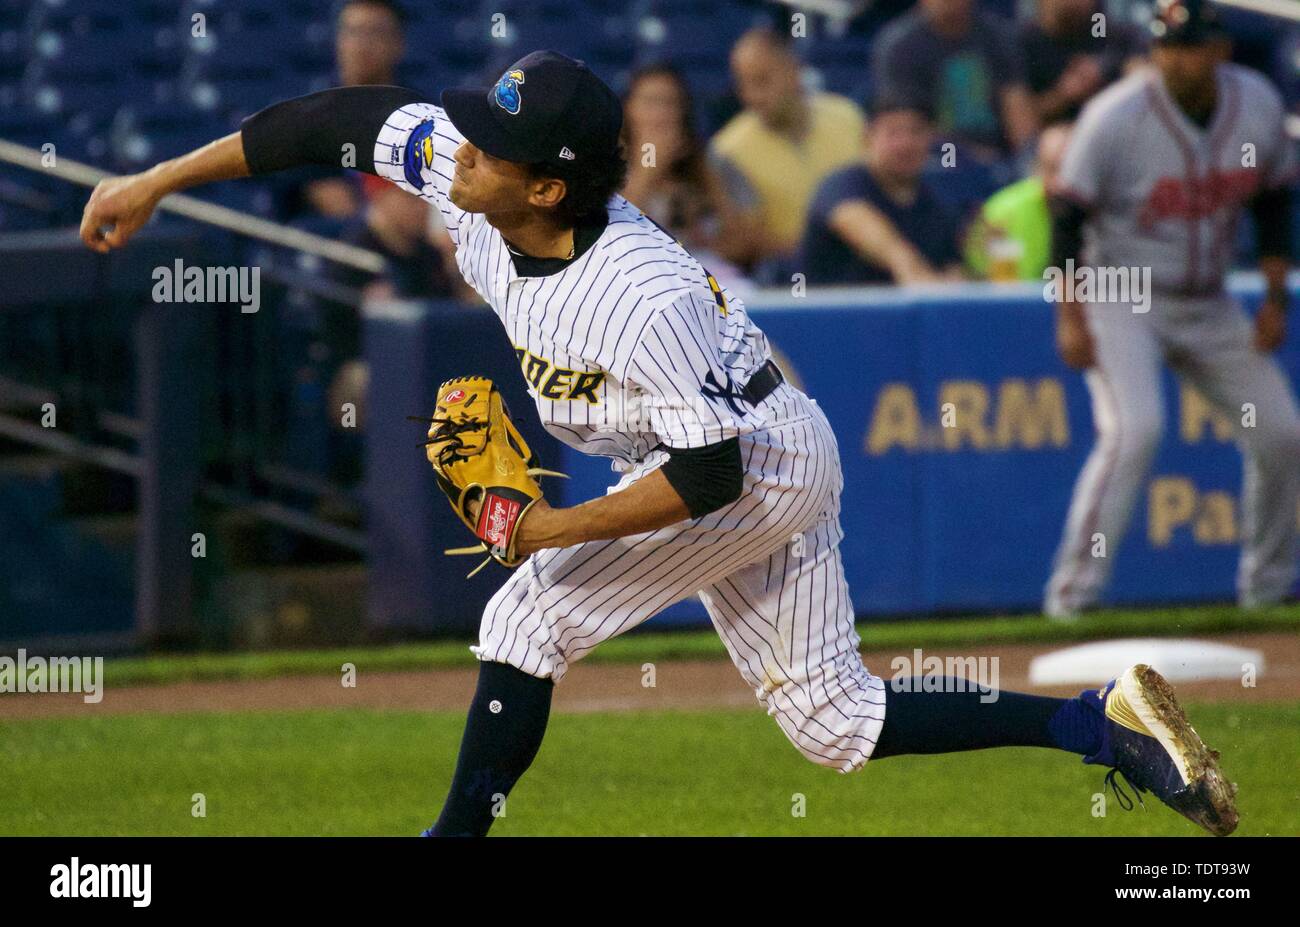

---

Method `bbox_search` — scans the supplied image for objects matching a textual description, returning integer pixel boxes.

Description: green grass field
[3,702,1296,836]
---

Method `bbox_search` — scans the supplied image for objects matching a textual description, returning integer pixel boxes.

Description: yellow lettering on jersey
[539,367,574,400]
[524,353,548,390]
[513,346,606,404]
[568,371,605,404]
[706,273,728,316]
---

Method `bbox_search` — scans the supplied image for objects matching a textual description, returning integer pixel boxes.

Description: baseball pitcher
[81,50,1237,836]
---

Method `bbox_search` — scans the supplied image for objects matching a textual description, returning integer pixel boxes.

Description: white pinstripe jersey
[374,102,778,466]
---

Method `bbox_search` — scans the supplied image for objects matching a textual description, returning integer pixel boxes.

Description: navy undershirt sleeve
[659,437,744,519]
[240,85,427,176]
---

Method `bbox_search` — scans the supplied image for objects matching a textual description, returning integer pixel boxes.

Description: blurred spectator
[800,98,964,286]
[274,0,407,222]
[620,64,751,291]
[1018,0,1149,124]
[710,28,865,279]
[964,121,1073,281]
[334,186,462,304]
[871,0,1038,160]
[314,186,463,361]
[337,0,406,87]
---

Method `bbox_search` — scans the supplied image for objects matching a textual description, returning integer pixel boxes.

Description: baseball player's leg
[698,499,1120,769]
[1168,300,1300,606]
[697,503,1236,835]
[428,390,841,833]
[424,657,552,836]
[692,400,1095,772]
[699,513,887,772]
[1045,308,1167,617]
[697,486,1236,836]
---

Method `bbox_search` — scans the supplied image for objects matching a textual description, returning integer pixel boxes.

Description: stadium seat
[1275,28,1300,106]
[493,15,600,60]
[29,27,127,74]
[27,0,130,35]
[0,6,25,34]
[133,0,181,27]
[185,24,291,71]
[811,61,873,102]
[208,180,276,218]
[108,103,226,172]
[404,0,480,20]
[286,20,337,76]
[639,7,755,61]
[0,100,56,147]
[132,31,186,85]
[0,28,24,83]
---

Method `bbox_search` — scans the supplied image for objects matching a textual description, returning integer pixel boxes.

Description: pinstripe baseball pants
[475,385,887,772]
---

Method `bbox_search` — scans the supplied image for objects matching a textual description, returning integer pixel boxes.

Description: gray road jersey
[1057,64,1297,294]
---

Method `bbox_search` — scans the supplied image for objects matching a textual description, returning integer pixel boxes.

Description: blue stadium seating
[0,0,1296,241]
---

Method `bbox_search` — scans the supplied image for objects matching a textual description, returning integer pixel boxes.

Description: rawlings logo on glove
[411,376,565,577]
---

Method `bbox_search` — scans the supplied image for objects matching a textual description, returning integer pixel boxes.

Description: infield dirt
[1,632,1295,719]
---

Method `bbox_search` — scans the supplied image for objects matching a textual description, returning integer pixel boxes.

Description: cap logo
[493,69,525,116]
[558,146,575,161]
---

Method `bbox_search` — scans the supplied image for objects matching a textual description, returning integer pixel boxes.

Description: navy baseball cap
[1150,0,1228,45]
[440,51,623,169]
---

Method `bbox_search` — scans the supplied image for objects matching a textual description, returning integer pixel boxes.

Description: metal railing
[0,139,385,272]
[0,137,385,644]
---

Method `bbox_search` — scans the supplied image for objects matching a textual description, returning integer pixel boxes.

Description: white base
[1028,638,1264,686]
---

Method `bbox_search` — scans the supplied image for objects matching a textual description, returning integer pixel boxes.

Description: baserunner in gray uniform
[1047,0,1300,619]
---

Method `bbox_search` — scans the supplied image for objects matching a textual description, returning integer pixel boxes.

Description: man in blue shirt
[871,0,1038,160]
[801,98,964,286]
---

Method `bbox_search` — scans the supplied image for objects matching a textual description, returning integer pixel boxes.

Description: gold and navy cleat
[1084,664,1238,836]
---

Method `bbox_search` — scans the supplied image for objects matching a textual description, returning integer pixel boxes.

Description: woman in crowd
[620,64,752,293]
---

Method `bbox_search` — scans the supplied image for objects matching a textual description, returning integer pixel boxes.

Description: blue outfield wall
[365,279,1300,633]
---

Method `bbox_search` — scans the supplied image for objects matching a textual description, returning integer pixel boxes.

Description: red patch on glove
[477,493,522,548]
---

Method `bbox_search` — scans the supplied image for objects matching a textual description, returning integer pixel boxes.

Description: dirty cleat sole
[1116,664,1239,836]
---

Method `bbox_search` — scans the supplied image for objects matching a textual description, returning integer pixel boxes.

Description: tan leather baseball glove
[417,376,564,576]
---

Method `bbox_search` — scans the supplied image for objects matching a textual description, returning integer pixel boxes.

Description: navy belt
[743,360,784,405]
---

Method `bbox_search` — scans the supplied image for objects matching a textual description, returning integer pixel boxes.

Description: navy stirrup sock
[871,679,1104,759]
[428,661,554,836]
